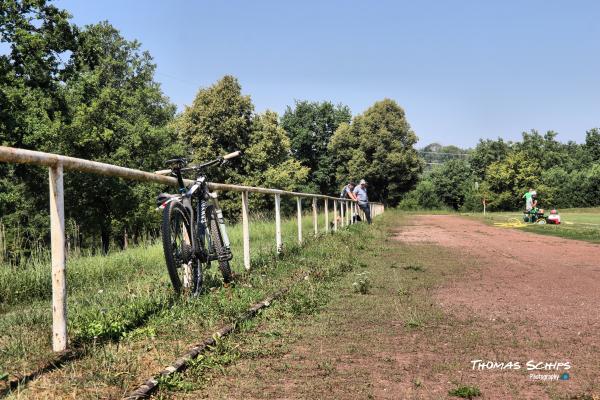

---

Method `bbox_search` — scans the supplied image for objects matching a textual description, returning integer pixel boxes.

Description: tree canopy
[0,1,434,262]
[175,76,310,216]
[281,100,351,195]
[402,130,600,212]
[329,99,422,205]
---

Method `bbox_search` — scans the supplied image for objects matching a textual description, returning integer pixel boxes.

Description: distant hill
[418,143,470,166]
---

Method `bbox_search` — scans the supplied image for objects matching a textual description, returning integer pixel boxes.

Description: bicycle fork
[210,194,233,261]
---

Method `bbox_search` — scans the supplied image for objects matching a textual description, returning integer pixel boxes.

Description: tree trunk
[101,226,110,255]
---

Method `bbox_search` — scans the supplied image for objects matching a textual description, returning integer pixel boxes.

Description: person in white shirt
[352,179,371,224]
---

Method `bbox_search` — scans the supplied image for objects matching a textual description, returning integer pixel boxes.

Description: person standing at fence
[353,179,372,224]
[338,181,358,226]
[340,181,358,201]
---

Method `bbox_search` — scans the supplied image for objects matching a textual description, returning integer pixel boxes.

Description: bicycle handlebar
[155,150,242,176]
[223,151,241,160]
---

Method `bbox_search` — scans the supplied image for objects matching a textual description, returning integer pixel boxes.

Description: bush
[398,178,444,210]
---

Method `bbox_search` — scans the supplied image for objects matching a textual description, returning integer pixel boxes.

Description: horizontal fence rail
[0,146,384,352]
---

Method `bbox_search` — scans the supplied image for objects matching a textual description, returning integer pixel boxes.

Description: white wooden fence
[0,146,384,352]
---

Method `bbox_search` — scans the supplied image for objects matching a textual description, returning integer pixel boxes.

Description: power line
[417,151,470,157]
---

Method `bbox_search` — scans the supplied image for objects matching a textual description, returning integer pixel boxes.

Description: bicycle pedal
[218,253,233,262]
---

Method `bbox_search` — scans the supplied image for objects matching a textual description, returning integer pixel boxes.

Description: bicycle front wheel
[161,201,201,295]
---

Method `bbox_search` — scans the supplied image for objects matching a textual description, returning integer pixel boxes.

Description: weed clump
[448,385,481,399]
[157,372,198,392]
[352,272,371,294]
[403,264,425,272]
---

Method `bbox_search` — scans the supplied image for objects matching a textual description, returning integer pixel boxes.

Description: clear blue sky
[55,0,600,148]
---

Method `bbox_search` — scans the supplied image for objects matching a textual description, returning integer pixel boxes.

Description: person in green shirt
[523,188,535,211]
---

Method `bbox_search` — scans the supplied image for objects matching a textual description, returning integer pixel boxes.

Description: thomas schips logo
[470,360,571,371]
[470,360,572,381]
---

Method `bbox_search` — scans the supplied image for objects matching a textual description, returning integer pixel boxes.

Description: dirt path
[398,215,600,337]
[396,215,600,399]
[164,214,600,400]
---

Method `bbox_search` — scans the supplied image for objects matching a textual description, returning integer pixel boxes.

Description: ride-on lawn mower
[523,208,561,224]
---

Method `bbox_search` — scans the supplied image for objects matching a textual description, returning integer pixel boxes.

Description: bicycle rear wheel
[161,201,201,295]
[206,205,233,283]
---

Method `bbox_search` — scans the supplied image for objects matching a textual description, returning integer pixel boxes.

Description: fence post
[312,198,318,236]
[333,200,338,231]
[348,202,353,225]
[340,201,344,227]
[324,199,329,233]
[49,163,67,352]
[345,201,349,226]
[275,194,282,253]
[297,197,302,244]
[241,191,250,270]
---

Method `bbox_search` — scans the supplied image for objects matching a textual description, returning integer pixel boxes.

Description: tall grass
[0,204,350,378]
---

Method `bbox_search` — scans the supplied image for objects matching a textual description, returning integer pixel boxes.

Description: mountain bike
[155,151,241,295]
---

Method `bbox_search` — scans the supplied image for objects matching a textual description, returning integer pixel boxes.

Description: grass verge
[462,207,600,243]
[1,209,371,399]
[145,210,600,400]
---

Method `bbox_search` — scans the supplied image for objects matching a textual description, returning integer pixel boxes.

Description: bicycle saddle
[165,158,188,169]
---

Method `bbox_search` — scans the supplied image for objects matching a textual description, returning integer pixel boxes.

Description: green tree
[244,110,309,210]
[541,167,575,208]
[177,78,310,218]
[515,130,569,171]
[175,76,252,217]
[485,151,545,210]
[177,75,251,184]
[398,176,444,210]
[329,99,422,205]
[430,159,473,210]
[0,0,78,259]
[59,22,179,253]
[281,100,351,194]
[585,128,600,162]
[462,181,493,212]
[469,138,511,179]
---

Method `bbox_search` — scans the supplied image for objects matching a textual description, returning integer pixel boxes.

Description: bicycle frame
[160,173,231,261]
